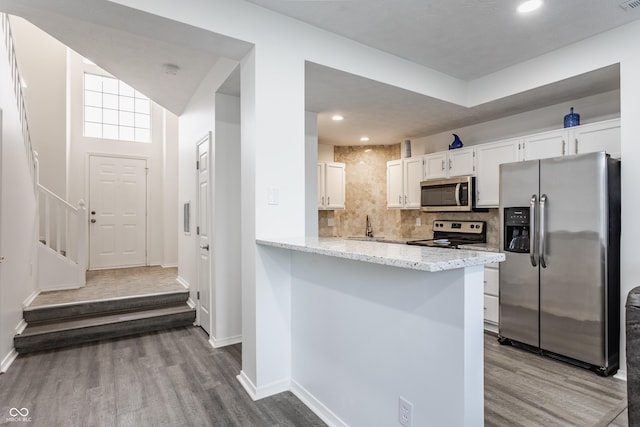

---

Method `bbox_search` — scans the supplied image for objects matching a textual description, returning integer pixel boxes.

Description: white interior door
[196,134,212,334]
[89,155,147,269]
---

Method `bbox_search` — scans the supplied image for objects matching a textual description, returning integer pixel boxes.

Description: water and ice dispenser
[504,207,531,253]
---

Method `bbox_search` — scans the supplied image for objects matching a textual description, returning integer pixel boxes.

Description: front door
[196,134,212,334]
[89,155,147,269]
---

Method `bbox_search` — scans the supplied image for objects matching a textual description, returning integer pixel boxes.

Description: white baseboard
[187,298,196,309]
[161,263,178,268]
[236,370,290,401]
[176,275,190,290]
[22,289,40,308]
[15,319,27,334]
[209,334,242,349]
[291,379,348,427]
[39,283,84,292]
[0,349,18,373]
[614,369,627,382]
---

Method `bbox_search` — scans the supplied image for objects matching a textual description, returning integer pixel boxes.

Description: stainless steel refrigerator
[498,151,620,376]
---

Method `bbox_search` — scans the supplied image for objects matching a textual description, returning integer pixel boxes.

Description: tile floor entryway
[29,266,184,307]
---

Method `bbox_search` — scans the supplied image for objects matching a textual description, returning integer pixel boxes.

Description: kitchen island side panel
[289,252,484,427]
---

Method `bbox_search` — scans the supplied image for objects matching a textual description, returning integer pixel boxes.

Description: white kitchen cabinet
[475,138,521,208]
[403,157,424,208]
[447,147,476,177]
[423,152,447,180]
[570,118,621,158]
[318,162,345,210]
[424,148,475,180]
[386,160,403,208]
[522,129,569,161]
[484,263,500,330]
[387,157,423,209]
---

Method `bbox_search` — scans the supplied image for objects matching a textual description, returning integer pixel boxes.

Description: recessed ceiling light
[360,136,370,142]
[517,0,542,13]
[331,115,344,121]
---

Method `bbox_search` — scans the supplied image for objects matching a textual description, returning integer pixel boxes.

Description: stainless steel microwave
[420,176,475,212]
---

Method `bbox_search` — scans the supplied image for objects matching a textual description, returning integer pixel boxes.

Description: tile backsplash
[318,143,500,247]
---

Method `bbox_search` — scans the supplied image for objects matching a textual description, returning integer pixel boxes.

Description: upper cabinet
[448,147,476,177]
[318,162,346,210]
[424,147,475,180]
[386,159,403,208]
[387,157,424,209]
[522,129,568,161]
[423,152,448,180]
[384,118,621,210]
[475,138,521,208]
[570,119,621,158]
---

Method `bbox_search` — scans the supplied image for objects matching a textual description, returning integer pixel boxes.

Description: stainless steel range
[406,220,486,248]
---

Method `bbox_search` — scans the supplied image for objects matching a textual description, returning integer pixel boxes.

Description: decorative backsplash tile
[318,143,500,247]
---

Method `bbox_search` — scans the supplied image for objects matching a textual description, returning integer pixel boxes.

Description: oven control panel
[433,220,485,234]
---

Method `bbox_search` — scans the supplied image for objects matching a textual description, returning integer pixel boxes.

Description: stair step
[24,290,189,323]
[14,303,195,354]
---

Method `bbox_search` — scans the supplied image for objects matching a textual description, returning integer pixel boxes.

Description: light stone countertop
[257,237,505,272]
[457,243,500,252]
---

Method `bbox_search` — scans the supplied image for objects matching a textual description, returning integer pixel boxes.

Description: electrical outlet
[399,396,413,427]
[415,216,421,226]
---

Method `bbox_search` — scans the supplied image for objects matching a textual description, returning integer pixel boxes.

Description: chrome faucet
[365,215,373,238]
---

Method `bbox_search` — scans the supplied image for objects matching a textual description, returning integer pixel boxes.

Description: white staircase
[2,13,88,291]
[37,181,88,290]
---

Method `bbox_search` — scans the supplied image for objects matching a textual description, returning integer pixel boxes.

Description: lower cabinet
[484,263,499,331]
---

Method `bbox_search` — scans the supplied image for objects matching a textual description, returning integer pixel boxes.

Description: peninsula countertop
[257,237,505,272]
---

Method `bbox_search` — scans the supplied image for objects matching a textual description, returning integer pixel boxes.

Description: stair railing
[1,13,37,190]
[37,184,87,268]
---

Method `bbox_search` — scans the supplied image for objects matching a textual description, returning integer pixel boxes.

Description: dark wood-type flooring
[0,327,630,426]
[0,327,324,426]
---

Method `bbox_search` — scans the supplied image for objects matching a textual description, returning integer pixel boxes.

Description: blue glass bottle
[564,107,580,128]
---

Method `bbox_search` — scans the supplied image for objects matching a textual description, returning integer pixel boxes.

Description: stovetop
[406,220,486,248]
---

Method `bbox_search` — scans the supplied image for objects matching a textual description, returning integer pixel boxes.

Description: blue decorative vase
[449,134,463,150]
[564,107,580,128]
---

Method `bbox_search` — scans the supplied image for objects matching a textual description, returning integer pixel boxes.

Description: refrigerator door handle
[455,183,461,206]
[539,194,548,268]
[530,194,538,267]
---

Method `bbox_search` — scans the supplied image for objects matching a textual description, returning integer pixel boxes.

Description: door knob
[90,219,96,223]
[91,211,96,215]
[201,244,209,251]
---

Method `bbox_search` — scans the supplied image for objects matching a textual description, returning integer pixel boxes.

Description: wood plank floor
[485,334,627,427]
[30,267,184,307]
[0,327,325,426]
[0,328,629,426]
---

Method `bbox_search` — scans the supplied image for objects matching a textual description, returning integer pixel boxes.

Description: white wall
[305,112,318,236]
[66,50,177,268]
[177,57,237,293]
[162,109,179,267]
[211,92,241,345]
[317,143,334,162]
[10,16,67,196]
[0,38,38,371]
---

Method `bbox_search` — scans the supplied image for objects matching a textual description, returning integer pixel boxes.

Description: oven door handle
[529,194,537,267]
[455,183,461,206]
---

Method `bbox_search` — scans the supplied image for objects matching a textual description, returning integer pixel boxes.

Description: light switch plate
[268,187,279,205]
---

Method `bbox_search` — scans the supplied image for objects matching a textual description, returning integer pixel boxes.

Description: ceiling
[0,0,635,146]
[247,0,640,80]
[0,0,252,115]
